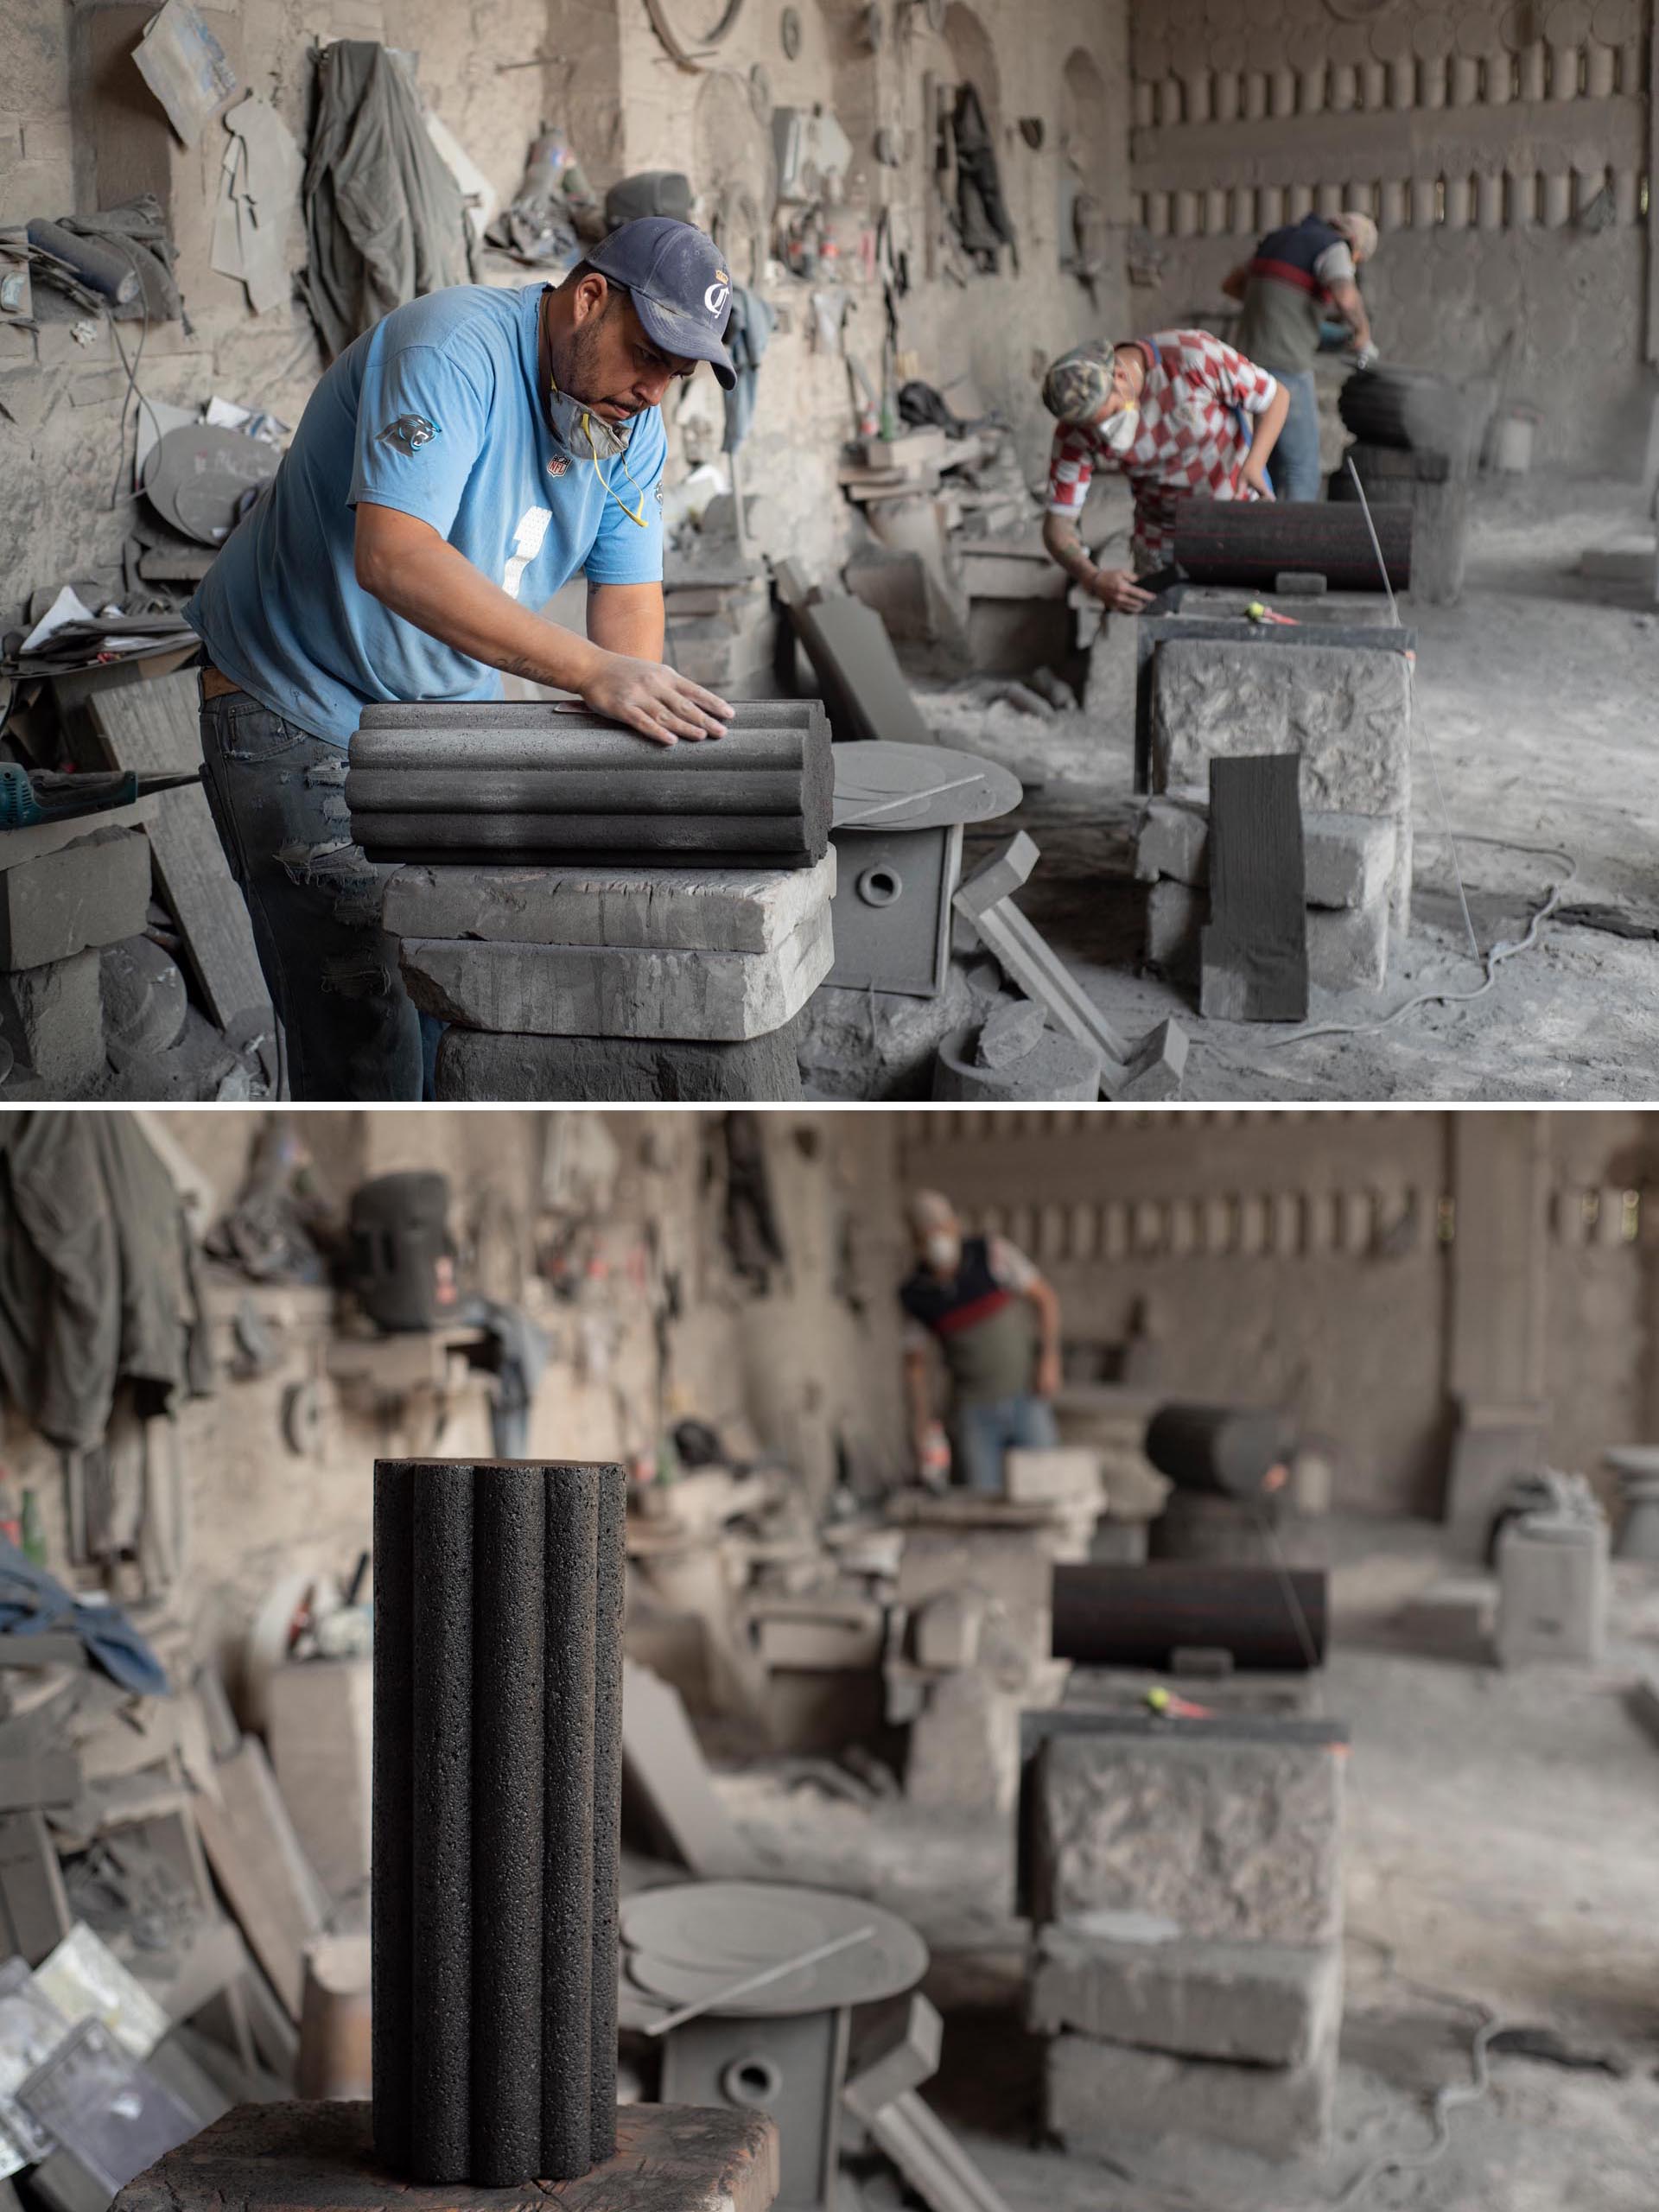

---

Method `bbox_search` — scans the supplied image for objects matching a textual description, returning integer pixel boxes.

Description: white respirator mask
[923,1232,961,1273]
[1102,404,1139,454]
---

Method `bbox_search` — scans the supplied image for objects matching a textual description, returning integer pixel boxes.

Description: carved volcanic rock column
[372,1459,626,2188]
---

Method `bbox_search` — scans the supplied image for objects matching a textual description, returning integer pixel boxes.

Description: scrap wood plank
[1199,753,1308,1023]
[83,671,270,1032]
[193,1737,327,2021]
[0,1808,73,1964]
[621,1659,759,1880]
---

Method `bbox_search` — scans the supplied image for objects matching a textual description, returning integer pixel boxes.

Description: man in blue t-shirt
[187,218,738,1100]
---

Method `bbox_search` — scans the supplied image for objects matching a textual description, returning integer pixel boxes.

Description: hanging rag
[0,1112,214,1456]
[722,283,777,454]
[298,40,475,362]
[0,1537,169,1696]
[721,1113,786,1294]
[950,85,1018,275]
[459,1295,550,1459]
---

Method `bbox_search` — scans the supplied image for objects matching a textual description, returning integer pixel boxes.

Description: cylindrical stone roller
[355,812,815,857]
[25,219,141,303]
[1143,1403,1299,1499]
[1172,496,1412,594]
[372,1458,627,2188]
[346,767,808,816]
[1051,1562,1330,1671]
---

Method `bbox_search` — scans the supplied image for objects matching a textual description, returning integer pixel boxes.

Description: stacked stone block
[1027,1718,1347,2167]
[1138,639,1413,997]
[0,815,157,1096]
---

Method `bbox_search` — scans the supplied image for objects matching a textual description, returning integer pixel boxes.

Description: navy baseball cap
[587,218,737,389]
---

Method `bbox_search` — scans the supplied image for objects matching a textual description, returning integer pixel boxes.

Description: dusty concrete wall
[1123,0,1654,468]
[4,0,1130,626]
[0,1108,906,1657]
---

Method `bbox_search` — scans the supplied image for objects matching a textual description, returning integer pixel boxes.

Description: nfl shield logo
[547,455,569,477]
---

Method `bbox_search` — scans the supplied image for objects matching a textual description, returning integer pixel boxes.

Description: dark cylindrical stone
[355,698,823,747]
[346,767,809,817]
[589,1469,625,2166]
[369,1468,414,2172]
[1051,1562,1329,1672]
[540,1465,596,2179]
[471,1466,545,2185]
[372,1459,625,2189]
[409,1465,474,2181]
[353,811,816,856]
[1172,494,1412,594]
[1143,1403,1298,1499]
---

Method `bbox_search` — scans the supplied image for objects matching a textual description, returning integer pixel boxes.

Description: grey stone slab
[1027,1927,1342,2067]
[1045,2023,1336,2164]
[1303,812,1397,911]
[400,907,833,1042]
[1495,1516,1609,1667]
[1031,1730,1344,1945]
[1144,880,1203,983]
[1306,894,1389,993]
[1134,793,1208,887]
[0,950,105,1096]
[1151,639,1412,815]
[383,850,836,956]
[0,827,152,970]
[434,1016,805,1101]
[1199,754,1307,1025]
[0,796,158,874]
[933,1021,1100,1102]
[975,1000,1048,1069]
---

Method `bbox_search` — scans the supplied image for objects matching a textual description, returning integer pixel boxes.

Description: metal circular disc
[831,741,1023,831]
[144,424,278,546]
[619,1881,928,2014]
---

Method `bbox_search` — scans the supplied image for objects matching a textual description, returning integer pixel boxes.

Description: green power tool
[0,763,200,831]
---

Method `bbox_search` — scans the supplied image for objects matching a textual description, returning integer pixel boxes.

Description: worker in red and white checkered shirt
[1039,331,1290,614]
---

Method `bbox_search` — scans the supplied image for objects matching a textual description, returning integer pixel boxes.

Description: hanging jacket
[950,85,1018,274]
[299,40,476,361]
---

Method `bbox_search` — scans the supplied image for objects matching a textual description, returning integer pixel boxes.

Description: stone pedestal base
[112,2103,779,2212]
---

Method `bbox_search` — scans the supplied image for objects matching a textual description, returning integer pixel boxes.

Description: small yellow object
[1146,1685,1172,1713]
[1246,600,1268,622]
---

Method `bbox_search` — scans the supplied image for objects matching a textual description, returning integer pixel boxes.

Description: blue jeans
[950,1395,1060,1494]
[1268,368,1322,503]
[198,685,423,1101]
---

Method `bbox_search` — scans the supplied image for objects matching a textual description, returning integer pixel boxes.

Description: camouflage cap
[1042,343,1116,425]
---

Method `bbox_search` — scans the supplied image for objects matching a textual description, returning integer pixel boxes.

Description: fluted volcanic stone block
[372,1459,626,2187]
[348,702,832,867]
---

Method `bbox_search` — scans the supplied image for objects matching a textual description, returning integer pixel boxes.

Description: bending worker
[186,218,738,1101]
[899,1189,1063,1494]
[1222,209,1379,503]
[1039,330,1288,615]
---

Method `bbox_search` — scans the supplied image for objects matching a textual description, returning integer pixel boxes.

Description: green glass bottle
[20,1487,47,1569]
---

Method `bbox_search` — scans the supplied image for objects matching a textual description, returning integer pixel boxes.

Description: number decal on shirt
[502,505,553,601]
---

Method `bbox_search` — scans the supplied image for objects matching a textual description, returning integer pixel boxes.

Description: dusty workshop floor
[720,1518,1659,2211]
[921,473,1659,1103]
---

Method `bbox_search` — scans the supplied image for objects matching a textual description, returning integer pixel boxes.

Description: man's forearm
[1330,281,1371,349]
[1028,1281,1061,1366]
[1042,515,1100,590]
[904,1355,933,1443]
[358,525,605,691]
[1250,384,1290,469]
[588,582,665,659]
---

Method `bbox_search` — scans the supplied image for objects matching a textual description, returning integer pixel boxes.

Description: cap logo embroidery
[378,413,437,453]
[704,279,731,315]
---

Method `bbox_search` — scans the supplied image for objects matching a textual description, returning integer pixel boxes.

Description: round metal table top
[832,741,1022,833]
[620,1879,929,2017]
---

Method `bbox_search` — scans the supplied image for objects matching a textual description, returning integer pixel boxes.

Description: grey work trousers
[197,683,423,1101]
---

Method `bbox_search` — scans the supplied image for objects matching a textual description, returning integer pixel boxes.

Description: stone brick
[100,937,188,1058]
[0,950,105,1096]
[1302,812,1396,911]
[1150,640,1411,815]
[0,828,152,970]
[976,997,1047,1068]
[1004,1448,1102,1508]
[913,1589,987,1671]
[1031,1730,1344,1944]
[1134,793,1208,887]
[1028,1928,1341,2067]
[904,1671,1021,1813]
[383,850,836,955]
[400,906,833,1041]
[1306,894,1389,993]
[933,1022,1101,1103]
[1045,2024,1336,2164]
[1144,880,1203,982]
[434,1018,804,1101]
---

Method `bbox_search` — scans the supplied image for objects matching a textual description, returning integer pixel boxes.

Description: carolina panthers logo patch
[378,413,437,453]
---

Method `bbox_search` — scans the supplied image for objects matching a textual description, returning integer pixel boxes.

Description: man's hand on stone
[582,654,734,745]
[1090,568,1155,614]
[1242,461,1275,501]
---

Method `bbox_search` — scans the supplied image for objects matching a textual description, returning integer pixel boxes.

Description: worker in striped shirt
[1039,330,1289,614]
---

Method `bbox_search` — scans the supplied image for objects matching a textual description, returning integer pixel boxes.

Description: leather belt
[200,663,239,701]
